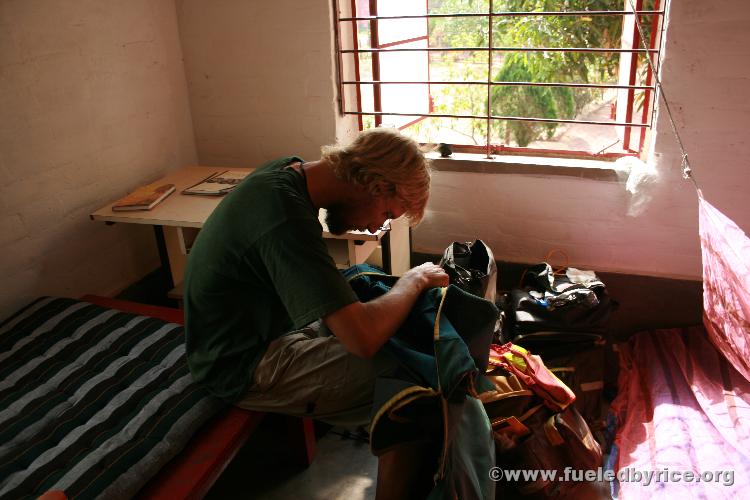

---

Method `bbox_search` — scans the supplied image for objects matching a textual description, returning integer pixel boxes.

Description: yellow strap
[432,287,448,342]
[369,385,440,455]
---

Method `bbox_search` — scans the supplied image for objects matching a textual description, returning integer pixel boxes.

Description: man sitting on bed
[183,128,447,494]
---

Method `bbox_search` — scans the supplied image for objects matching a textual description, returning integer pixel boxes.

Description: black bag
[507,262,617,337]
[542,344,607,446]
[439,240,498,304]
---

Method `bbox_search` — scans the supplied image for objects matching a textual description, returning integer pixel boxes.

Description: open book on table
[181,170,250,196]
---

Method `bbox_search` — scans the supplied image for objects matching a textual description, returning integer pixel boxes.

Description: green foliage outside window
[422,0,653,147]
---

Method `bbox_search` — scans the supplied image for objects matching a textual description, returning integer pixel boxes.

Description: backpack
[479,343,607,499]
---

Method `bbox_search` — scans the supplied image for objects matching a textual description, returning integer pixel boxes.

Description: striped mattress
[0,297,224,500]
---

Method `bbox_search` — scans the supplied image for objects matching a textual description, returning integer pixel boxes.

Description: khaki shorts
[234,322,397,428]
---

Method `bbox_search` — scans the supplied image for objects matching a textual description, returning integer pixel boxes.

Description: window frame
[332,0,666,160]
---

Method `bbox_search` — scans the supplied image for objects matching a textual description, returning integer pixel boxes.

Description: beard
[325,204,350,235]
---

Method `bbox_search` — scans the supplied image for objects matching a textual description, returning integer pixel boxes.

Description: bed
[610,326,750,498]
[0,295,313,500]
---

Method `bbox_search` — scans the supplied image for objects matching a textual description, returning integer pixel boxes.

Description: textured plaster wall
[0,0,197,319]
[176,0,340,166]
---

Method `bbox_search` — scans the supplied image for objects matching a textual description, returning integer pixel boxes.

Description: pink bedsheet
[612,327,750,498]
[700,197,750,383]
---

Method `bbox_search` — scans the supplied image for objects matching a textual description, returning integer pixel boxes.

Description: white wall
[176,0,343,166]
[654,0,750,233]
[0,0,197,319]
[415,167,698,279]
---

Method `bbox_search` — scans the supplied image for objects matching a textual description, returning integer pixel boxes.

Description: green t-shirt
[184,157,358,401]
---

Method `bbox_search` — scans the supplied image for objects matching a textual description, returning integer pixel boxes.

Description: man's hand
[323,262,451,358]
[399,262,450,292]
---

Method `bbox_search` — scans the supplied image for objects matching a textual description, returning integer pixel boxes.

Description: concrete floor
[205,417,378,500]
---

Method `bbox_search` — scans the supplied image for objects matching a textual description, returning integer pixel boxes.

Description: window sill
[425,152,622,181]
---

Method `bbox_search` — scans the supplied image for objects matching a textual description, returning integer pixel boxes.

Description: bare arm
[323,262,449,358]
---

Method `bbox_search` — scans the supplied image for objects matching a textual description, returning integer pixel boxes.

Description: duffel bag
[508,262,617,336]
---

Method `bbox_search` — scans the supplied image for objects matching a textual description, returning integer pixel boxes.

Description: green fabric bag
[343,265,499,499]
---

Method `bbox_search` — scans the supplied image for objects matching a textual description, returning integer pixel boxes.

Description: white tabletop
[90,166,383,241]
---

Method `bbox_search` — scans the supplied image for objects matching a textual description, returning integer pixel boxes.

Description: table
[91,166,411,292]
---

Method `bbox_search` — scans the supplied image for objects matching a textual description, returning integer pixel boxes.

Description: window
[333,0,666,159]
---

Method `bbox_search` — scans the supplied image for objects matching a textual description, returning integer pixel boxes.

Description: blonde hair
[321,128,431,225]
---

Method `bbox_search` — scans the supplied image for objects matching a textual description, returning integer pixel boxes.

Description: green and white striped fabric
[0,297,224,500]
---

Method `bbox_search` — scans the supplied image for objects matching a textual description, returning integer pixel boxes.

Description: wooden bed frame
[80,295,316,499]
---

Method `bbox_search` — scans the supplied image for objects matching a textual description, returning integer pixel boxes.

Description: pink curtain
[700,197,750,383]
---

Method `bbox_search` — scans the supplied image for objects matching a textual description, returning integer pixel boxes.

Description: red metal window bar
[332,0,666,159]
